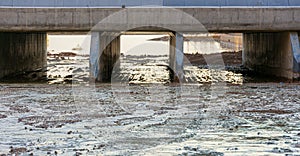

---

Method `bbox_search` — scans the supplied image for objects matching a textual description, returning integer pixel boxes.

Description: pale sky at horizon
[47,34,223,55]
[47,35,169,55]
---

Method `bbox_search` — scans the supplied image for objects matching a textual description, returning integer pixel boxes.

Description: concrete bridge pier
[90,32,121,82]
[169,32,184,82]
[243,32,300,79]
[290,32,300,77]
[0,32,47,80]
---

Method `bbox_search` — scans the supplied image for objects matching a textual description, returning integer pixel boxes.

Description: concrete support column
[90,32,100,81]
[169,32,184,82]
[0,32,47,80]
[90,32,120,82]
[243,32,300,79]
[290,32,300,75]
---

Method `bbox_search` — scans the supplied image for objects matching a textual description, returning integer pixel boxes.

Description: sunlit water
[0,56,299,155]
[47,55,243,85]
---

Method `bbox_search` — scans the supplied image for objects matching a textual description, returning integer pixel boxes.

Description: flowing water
[0,55,299,156]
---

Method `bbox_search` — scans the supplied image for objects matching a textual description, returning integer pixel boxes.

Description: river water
[0,56,300,156]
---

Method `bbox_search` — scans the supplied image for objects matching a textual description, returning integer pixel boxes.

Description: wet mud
[0,54,299,155]
[0,83,299,155]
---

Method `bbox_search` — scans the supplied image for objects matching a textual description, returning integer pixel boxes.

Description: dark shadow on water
[0,72,48,84]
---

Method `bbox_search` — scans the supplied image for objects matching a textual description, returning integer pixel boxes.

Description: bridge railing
[0,0,300,7]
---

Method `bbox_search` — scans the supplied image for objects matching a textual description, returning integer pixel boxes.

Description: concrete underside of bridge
[0,32,47,80]
[243,32,300,79]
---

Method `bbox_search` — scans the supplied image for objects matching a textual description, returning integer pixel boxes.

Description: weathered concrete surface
[90,32,120,82]
[243,32,300,79]
[90,32,100,80]
[1,0,300,7]
[290,32,300,74]
[0,8,300,32]
[0,32,47,79]
[169,32,184,82]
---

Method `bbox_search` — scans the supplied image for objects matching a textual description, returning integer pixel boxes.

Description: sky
[47,35,169,55]
[121,35,169,55]
[48,35,89,53]
[47,34,223,55]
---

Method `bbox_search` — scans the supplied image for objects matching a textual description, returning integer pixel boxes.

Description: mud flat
[0,82,300,155]
[0,54,299,155]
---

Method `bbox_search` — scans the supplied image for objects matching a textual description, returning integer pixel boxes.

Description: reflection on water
[47,55,243,85]
[47,56,90,84]
[116,55,243,84]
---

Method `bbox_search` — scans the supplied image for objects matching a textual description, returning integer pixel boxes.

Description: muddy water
[0,56,300,155]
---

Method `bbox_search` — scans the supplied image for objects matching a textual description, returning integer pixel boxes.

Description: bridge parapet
[1,0,300,8]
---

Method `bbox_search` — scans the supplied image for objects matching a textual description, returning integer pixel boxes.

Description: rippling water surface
[0,56,299,155]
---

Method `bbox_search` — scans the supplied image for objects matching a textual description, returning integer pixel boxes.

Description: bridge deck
[0,1,300,32]
[0,7,300,32]
[0,0,300,8]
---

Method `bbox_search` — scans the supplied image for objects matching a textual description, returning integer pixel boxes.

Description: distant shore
[184,51,242,66]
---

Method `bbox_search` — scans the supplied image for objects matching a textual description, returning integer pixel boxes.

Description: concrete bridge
[0,0,300,81]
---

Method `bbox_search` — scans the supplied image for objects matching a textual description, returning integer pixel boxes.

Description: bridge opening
[116,33,244,84]
[105,32,243,84]
[0,32,245,84]
[181,33,244,84]
[42,33,245,84]
[25,32,300,84]
[116,34,170,84]
[47,34,91,84]
[45,33,172,84]
[15,31,297,84]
